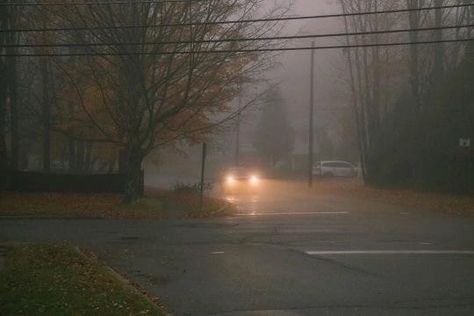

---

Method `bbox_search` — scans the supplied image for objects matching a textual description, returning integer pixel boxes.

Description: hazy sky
[273,0,346,113]
[239,0,348,151]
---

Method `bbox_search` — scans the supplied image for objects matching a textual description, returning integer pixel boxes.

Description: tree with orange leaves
[35,0,286,202]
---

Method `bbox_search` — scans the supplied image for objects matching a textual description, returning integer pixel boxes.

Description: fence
[7,170,143,194]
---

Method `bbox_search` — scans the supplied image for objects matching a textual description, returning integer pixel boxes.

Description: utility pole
[199,142,207,211]
[308,42,315,188]
[235,80,242,166]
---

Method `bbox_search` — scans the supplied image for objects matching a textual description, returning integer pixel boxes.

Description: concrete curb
[77,247,173,316]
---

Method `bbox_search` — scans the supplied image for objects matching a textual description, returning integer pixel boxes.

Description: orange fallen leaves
[0,192,161,219]
[145,188,234,219]
[0,189,233,219]
[312,179,474,216]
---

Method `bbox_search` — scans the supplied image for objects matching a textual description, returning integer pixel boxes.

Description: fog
[147,0,354,184]
[1,2,473,314]
[147,0,472,197]
[0,0,472,193]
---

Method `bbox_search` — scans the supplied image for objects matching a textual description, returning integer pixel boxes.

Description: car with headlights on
[222,167,260,191]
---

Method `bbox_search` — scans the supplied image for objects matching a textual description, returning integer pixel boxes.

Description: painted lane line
[211,251,225,255]
[305,250,474,255]
[235,211,349,216]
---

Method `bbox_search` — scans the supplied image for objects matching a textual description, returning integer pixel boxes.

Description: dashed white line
[305,250,474,255]
[211,251,225,255]
[235,211,349,217]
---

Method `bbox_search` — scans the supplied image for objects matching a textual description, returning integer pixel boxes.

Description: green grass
[0,243,164,316]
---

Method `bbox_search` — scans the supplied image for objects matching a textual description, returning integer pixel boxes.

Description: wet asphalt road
[1,179,474,315]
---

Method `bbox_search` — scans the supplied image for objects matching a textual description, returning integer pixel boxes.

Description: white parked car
[312,160,357,178]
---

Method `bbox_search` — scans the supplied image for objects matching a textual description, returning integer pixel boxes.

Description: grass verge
[0,243,164,316]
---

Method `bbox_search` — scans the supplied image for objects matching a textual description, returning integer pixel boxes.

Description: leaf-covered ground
[0,190,233,219]
[311,178,474,216]
[147,188,235,219]
[0,243,164,316]
[1,181,470,218]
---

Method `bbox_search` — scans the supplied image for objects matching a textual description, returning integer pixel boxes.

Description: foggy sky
[240,0,349,153]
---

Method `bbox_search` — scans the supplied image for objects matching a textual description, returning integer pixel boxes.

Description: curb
[77,247,172,316]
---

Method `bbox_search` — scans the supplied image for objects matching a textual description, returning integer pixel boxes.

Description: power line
[1,38,472,57]
[1,3,472,33]
[0,0,206,6]
[2,24,471,48]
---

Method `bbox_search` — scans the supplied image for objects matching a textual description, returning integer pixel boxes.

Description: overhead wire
[0,2,472,57]
[1,0,211,6]
[0,3,472,33]
[2,38,473,57]
[1,24,472,48]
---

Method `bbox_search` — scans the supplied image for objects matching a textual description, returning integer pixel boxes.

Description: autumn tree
[33,0,285,202]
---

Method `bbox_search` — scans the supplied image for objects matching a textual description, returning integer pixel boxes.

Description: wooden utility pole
[308,42,315,188]
[200,142,207,211]
[235,80,242,166]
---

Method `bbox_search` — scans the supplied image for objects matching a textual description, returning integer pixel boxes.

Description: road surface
[1,179,474,315]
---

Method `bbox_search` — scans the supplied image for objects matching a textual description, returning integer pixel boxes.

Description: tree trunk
[122,146,144,204]
[41,58,51,173]
[8,54,19,171]
[77,139,85,173]
[68,137,76,172]
[407,0,422,113]
[432,0,445,81]
[406,0,423,183]
[6,2,19,171]
[371,1,381,141]
[0,80,7,189]
[340,0,369,180]
[0,5,12,187]
[84,142,93,173]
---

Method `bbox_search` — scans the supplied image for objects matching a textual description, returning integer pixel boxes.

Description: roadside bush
[173,181,213,194]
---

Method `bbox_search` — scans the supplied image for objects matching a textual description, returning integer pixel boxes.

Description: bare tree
[339,0,402,180]
[339,0,472,189]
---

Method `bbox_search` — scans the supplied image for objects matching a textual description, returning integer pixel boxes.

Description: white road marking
[235,211,349,216]
[305,250,474,255]
[211,251,225,255]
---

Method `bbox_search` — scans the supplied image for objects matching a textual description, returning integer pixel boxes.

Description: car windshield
[228,167,251,176]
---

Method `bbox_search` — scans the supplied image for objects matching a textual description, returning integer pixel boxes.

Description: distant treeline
[339,0,473,193]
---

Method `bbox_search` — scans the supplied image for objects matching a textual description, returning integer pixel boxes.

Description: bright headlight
[249,175,258,184]
[226,175,235,183]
